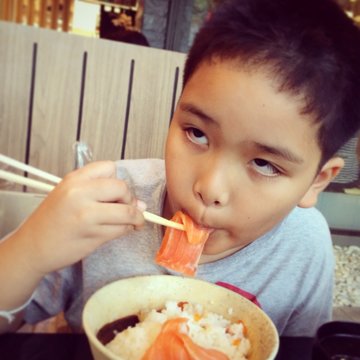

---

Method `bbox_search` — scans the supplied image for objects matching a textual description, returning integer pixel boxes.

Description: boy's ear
[298,157,344,208]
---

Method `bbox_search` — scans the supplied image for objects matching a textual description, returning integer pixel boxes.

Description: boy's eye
[251,158,280,177]
[185,127,208,145]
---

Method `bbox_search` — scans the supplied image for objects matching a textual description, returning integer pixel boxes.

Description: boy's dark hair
[184,0,360,165]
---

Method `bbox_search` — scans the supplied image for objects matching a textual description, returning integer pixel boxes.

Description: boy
[1,0,360,337]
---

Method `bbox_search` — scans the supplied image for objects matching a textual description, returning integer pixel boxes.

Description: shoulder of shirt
[286,206,330,233]
[277,206,332,251]
[234,206,332,259]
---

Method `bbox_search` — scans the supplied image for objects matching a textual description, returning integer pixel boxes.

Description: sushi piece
[155,211,211,276]
[142,317,229,360]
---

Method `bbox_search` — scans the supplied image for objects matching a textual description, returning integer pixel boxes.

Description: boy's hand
[13,161,145,276]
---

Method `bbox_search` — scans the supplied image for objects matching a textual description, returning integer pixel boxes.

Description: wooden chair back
[0,21,185,181]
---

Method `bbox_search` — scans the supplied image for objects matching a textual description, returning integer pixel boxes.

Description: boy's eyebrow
[179,103,217,124]
[254,142,304,164]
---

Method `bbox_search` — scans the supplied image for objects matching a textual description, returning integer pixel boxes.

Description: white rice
[106,301,251,360]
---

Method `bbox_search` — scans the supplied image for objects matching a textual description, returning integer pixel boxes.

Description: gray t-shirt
[25,159,334,336]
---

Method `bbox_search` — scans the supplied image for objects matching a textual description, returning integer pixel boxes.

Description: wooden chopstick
[0,154,61,184]
[0,170,55,192]
[0,154,185,231]
[143,212,184,231]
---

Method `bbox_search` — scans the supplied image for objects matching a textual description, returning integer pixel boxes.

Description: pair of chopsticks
[0,154,184,231]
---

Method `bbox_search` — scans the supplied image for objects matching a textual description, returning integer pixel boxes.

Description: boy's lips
[181,209,215,232]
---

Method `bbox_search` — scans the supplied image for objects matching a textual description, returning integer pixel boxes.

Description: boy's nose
[193,161,230,207]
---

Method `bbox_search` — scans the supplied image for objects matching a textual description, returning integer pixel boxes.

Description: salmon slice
[141,317,229,360]
[155,211,211,276]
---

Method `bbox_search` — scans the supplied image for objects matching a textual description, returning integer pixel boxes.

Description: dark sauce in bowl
[97,315,140,345]
[96,304,177,345]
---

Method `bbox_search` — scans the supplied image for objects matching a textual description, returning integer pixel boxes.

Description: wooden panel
[62,0,72,32]
[15,0,23,23]
[39,0,48,27]
[79,39,133,162]
[0,22,33,165]
[0,21,186,183]
[27,0,36,26]
[124,48,185,159]
[51,0,60,29]
[29,29,87,178]
[0,1,12,20]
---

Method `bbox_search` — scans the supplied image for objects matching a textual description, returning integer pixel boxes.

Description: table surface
[0,333,314,360]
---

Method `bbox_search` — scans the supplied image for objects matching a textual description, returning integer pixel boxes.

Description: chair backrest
[0,0,74,32]
[0,21,185,181]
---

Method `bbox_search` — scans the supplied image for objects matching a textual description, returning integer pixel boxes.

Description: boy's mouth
[181,208,215,233]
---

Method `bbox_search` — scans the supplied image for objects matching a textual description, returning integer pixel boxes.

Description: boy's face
[164,60,340,258]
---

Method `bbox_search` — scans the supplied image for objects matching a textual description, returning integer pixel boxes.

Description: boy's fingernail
[136,200,147,211]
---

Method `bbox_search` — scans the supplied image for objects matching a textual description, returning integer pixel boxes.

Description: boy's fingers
[59,161,140,205]
[94,203,145,226]
[65,161,117,182]
[91,224,140,244]
[83,178,136,204]
[57,176,136,205]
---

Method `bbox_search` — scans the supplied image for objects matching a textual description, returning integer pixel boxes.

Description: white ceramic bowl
[83,275,279,360]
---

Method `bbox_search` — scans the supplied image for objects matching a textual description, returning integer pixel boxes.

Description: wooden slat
[15,0,23,23]
[51,0,60,29]
[0,0,74,31]
[124,47,185,159]
[28,0,36,26]
[0,0,12,20]
[0,22,34,190]
[0,1,5,20]
[39,0,47,28]
[0,22,33,165]
[79,39,133,162]
[62,0,72,32]
[28,29,88,177]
